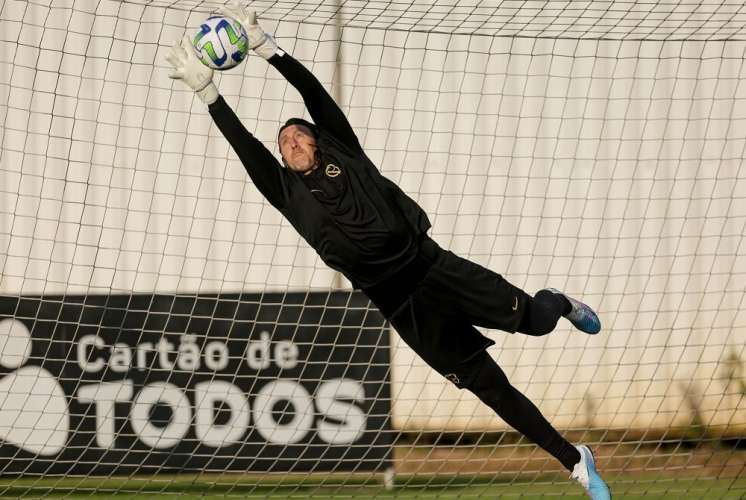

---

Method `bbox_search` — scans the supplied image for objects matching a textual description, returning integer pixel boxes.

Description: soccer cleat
[546,288,601,334]
[570,445,612,500]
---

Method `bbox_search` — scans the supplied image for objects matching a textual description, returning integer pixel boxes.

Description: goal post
[1,0,745,497]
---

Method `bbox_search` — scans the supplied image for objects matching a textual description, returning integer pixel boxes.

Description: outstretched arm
[208,97,293,210]
[270,54,362,153]
[166,36,292,210]
[220,3,363,153]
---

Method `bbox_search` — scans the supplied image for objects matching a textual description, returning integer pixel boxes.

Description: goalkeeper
[166,4,611,498]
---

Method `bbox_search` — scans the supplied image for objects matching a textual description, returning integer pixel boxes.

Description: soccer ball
[193,15,248,71]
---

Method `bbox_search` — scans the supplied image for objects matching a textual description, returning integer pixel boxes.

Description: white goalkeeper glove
[165,35,220,105]
[219,2,279,60]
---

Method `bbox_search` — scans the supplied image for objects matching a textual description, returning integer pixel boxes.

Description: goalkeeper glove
[165,35,220,105]
[219,2,279,60]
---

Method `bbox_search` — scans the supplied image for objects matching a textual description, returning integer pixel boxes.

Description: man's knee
[517,290,563,336]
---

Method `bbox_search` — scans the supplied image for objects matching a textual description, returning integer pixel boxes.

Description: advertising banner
[0,292,392,475]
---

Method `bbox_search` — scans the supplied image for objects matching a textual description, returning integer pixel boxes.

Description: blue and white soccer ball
[193,15,249,71]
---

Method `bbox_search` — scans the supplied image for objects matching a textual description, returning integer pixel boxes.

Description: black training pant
[363,236,579,470]
[366,237,562,388]
[467,354,581,471]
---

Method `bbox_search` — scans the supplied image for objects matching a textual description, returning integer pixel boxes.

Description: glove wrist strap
[254,34,279,60]
[196,82,220,105]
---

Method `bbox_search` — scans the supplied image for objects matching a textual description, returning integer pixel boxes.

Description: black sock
[536,289,568,316]
[557,294,573,316]
[563,442,582,471]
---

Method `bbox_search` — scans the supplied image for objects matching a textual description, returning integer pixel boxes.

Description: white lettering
[176,334,201,371]
[315,379,366,444]
[73,377,368,449]
[130,382,190,449]
[68,334,368,451]
[156,338,175,370]
[274,341,299,370]
[76,381,134,448]
[203,341,229,371]
[252,380,314,444]
[135,341,154,370]
[194,381,250,448]
[109,343,131,372]
[76,334,105,373]
[245,331,271,370]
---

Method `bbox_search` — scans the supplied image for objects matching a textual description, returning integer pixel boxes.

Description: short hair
[278,118,319,143]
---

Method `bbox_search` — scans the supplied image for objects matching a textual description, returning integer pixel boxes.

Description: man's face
[279,124,319,174]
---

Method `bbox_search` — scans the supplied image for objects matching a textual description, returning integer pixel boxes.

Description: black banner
[0,292,392,475]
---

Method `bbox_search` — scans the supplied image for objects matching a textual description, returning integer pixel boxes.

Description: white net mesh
[0,0,745,498]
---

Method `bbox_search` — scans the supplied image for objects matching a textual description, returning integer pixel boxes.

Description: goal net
[1,0,745,498]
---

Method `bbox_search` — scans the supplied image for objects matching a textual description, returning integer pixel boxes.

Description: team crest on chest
[325,164,341,177]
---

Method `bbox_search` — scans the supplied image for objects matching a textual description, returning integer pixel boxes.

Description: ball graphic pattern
[193,15,249,70]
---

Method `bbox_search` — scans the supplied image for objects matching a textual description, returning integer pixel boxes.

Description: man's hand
[165,35,220,105]
[219,2,279,60]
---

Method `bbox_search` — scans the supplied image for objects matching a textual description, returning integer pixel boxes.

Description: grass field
[1,475,744,499]
[2,443,743,499]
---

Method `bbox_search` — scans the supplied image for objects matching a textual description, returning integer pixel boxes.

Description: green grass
[1,475,744,499]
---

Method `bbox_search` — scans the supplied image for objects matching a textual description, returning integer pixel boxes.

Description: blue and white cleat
[546,288,601,334]
[571,445,612,499]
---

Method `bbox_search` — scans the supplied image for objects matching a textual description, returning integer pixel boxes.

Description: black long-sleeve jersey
[208,50,431,289]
